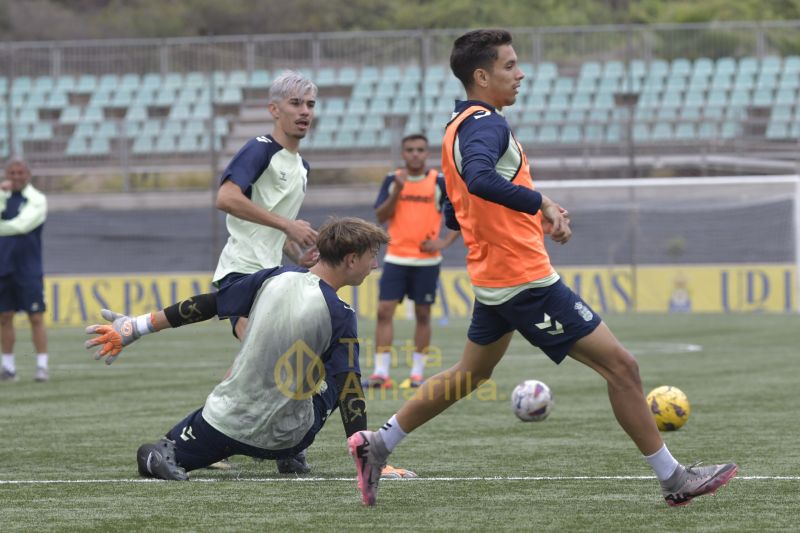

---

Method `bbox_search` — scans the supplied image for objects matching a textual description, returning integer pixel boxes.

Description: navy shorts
[165,398,327,472]
[214,272,249,338]
[0,275,46,314]
[467,279,602,364]
[378,262,440,305]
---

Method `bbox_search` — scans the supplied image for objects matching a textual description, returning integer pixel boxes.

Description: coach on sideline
[0,156,49,383]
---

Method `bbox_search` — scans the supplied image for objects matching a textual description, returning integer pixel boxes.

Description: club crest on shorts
[574,301,593,322]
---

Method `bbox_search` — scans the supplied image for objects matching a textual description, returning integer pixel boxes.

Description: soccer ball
[646,385,691,431]
[511,379,553,422]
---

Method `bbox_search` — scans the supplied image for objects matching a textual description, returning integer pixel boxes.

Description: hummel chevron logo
[535,313,564,335]
[256,136,272,143]
[180,426,196,441]
[473,111,491,120]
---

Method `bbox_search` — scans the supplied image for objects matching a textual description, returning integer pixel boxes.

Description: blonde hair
[269,70,318,103]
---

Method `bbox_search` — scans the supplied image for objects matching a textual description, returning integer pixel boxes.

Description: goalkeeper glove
[381,464,418,479]
[84,309,155,364]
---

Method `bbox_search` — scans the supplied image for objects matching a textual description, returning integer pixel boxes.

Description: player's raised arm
[84,293,219,364]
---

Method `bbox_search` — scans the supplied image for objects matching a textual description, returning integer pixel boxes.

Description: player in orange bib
[348,29,736,508]
[366,134,460,390]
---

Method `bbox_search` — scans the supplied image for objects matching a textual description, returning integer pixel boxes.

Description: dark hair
[450,29,513,90]
[401,133,428,146]
[316,216,390,266]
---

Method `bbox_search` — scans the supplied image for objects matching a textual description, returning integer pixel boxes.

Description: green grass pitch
[1,313,799,531]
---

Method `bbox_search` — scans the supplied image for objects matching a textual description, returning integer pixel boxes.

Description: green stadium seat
[633,123,650,142]
[706,89,727,107]
[661,91,682,109]
[761,56,782,75]
[670,58,692,77]
[734,72,755,90]
[347,100,368,115]
[565,108,586,123]
[605,123,621,142]
[192,103,211,119]
[771,104,793,121]
[339,114,361,132]
[316,116,339,133]
[697,122,718,139]
[729,89,751,107]
[738,57,758,75]
[552,77,574,95]
[543,109,563,123]
[752,88,773,107]
[368,97,391,114]
[119,73,140,90]
[537,125,558,143]
[536,62,558,80]
[249,69,271,88]
[687,73,710,92]
[651,122,673,141]
[90,89,113,107]
[33,76,55,93]
[587,108,609,123]
[74,122,96,137]
[373,80,396,99]
[360,66,381,84]
[584,123,604,142]
[766,121,789,140]
[44,91,68,109]
[683,90,704,107]
[162,119,183,137]
[65,135,89,156]
[514,125,535,144]
[674,123,695,140]
[169,103,191,120]
[310,130,334,149]
[784,56,800,74]
[12,76,33,91]
[548,94,569,110]
[323,97,346,116]
[756,72,778,90]
[720,121,739,139]
[228,70,248,87]
[778,72,799,90]
[351,81,374,99]
[111,88,135,107]
[381,65,403,82]
[560,124,581,143]
[596,77,619,95]
[692,57,714,76]
[716,57,737,75]
[657,107,677,120]
[96,121,118,139]
[216,87,242,105]
[154,88,176,106]
[185,72,206,88]
[390,96,414,115]
[337,67,358,85]
[679,105,701,120]
[98,74,119,90]
[164,72,183,88]
[335,130,356,148]
[592,93,614,110]
[153,134,177,153]
[118,121,140,138]
[580,61,602,80]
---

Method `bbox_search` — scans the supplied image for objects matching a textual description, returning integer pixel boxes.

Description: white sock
[410,352,426,377]
[374,351,391,377]
[378,414,407,452]
[37,353,48,369]
[645,444,681,481]
[2,354,15,373]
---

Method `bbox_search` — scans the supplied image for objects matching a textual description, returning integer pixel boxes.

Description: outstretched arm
[84,292,218,364]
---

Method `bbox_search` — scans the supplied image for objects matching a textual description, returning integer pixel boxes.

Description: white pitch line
[1,475,798,485]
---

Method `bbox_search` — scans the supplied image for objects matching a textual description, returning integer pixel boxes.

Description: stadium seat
[771,104,793,121]
[335,130,355,148]
[766,121,789,140]
[692,57,715,77]
[761,56,782,75]
[249,69,271,88]
[752,88,773,107]
[670,58,692,77]
[310,130,334,149]
[390,96,414,115]
[584,123,604,142]
[738,57,759,75]
[784,56,800,74]
[580,61,602,80]
[381,65,403,82]
[674,123,695,140]
[228,70,248,87]
[537,125,559,143]
[560,124,581,143]
[120,73,141,90]
[697,122,718,139]
[716,57,737,75]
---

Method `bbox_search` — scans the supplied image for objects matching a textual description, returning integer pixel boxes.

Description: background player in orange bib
[366,134,460,390]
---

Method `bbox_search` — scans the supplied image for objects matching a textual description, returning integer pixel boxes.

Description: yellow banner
[39,264,797,327]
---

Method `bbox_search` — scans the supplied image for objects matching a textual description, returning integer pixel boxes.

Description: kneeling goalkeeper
[85,217,414,480]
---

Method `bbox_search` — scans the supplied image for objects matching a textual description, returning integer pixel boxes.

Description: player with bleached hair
[212,70,319,473]
[86,218,413,480]
[348,29,737,508]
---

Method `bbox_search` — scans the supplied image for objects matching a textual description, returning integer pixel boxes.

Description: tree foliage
[0,0,798,41]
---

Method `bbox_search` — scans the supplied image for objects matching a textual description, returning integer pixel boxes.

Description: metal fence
[3,21,800,188]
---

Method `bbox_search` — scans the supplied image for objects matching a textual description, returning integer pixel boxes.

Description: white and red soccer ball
[511,379,554,422]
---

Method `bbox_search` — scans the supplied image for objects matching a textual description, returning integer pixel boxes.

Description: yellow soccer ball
[646,385,691,431]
